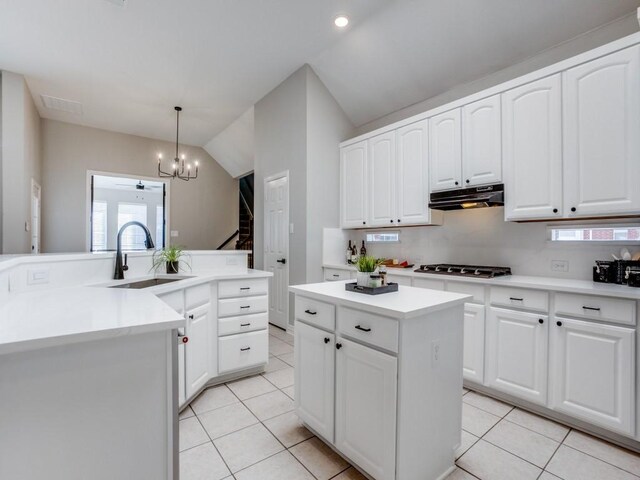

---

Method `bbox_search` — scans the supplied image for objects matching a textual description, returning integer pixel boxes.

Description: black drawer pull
[556,321,562,327]
[336,343,342,349]
[509,297,524,302]
[304,309,317,315]
[324,337,330,344]
[188,314,194,319]
[240,287,251,291]
[333,274,340,277]
[582,306,601,312]
[539,319,544,324]
[355,325,371,332]
[240,323,251,327]
[240,306,251,309]
[240,347,251,351]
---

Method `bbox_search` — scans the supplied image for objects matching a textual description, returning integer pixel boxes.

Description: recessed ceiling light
[334,15,349,28]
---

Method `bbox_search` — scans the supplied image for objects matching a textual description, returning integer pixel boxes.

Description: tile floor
[179,325,640,480]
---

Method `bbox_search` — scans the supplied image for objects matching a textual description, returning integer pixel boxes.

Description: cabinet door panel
[185,303,212,399]
[564,45,640,217]
[336,337,397,480]
[486,307,548,404]
[341,141,368,228]
[462,95,502,186]
[463,303,485,384]
[396,121,430,225]
[368,132,396,227]
[429,109,462,192]
[550,318,635,436]
[502,75,563,220]
[295,321,335,442]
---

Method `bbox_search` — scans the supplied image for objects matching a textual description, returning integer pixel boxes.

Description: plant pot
[356,271,372,287]
[166,261,179,274]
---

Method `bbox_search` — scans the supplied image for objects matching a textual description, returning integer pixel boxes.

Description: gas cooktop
[414,264,512,279]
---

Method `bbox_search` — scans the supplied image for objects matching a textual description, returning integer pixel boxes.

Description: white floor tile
[462,403,501,437]
[244,389,295,421]
[538,472,562,480]
[546,445,638,480]
[180,405,195,420]
[263,366,294,389]
[180,442,230,480]
[269,336,294,356]
[463,392,513,417]
[484,420,559,468]
[278,352,295,367]
[563,430,640,476]
[214,423,284,473]
[191,385,239,415]
[289,437,349,480]
[504,409,569,442]
[234,450,314,480]
[282,385,295,400]
[263,411,313,448]
[263,356,289,373]
[457,440,541,480]
[456,430,479,459]
[180,417,210,452]
[198,403,259,439]
[446,467,478,480]
[227,375,277,400]
[332,466,368,479]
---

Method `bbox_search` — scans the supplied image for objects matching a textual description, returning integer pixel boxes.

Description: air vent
[40,95,83,115]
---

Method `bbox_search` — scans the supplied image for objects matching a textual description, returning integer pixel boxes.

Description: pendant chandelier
[158,106,199,181]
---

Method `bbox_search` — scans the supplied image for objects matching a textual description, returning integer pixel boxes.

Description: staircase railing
[216,230,239,250]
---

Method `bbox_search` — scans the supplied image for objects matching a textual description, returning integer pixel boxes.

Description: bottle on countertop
[346,240,353,263]
[360,240,367,257]
[350,243,358,264]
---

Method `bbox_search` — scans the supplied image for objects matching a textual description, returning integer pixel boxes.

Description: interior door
[429,108,462,192]
[462,94,502,186]
[396,120,430,225]
[368,132,396,227]
[264,172,289,329]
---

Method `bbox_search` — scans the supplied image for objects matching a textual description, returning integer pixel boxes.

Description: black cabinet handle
[397,219,401,223]
[466,179,470,184]
[240,287,251,291]
[277,258,287,264]
[240,347,251,351]
[336,343,342,350]
[363,221,366,225]
[571,207,577,212]
[553,208,558,213]
[390,219,394,223]
[355,325,371,332]
[188,314,194,319]
[582,306,601,311]
[240,323,251,327]
[556,321,562,327]
[509,297,524,302]
[332,274,340,277]
[539,319,544,324]
[455,181,459,186]
[240,306,251,309]
[304,309,317,315]
[324,337,330,344]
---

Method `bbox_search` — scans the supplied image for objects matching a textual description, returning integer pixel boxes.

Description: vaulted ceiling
[1,0,639,151]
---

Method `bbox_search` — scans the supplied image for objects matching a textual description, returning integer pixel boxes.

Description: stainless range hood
[429,184,504,211]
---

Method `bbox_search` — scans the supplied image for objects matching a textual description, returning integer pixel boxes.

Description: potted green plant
[355,255,383,287]
[152,246,191,274]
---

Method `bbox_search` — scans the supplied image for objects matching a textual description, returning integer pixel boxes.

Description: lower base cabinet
[185,303,212,399]
[549,317,635,436]
[462,303,485,384]
[335,337,397,480]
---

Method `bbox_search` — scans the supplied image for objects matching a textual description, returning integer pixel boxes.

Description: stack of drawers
[217,278,269,374]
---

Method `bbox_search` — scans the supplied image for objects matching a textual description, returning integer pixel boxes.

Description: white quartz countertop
[323,263,640,300]
[0,287,184,355]
[289,281,470,319]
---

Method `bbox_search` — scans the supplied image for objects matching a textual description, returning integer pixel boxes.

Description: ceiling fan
[113,180,163,191]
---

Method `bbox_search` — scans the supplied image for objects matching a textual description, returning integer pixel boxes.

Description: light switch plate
[170,230,179,238]
[551,260,569,272]
[27,268,50,285]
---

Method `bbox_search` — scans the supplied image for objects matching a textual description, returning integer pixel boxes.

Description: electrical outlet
[551,260,569,272]
[170,230,179,238]
[431,340,441,367]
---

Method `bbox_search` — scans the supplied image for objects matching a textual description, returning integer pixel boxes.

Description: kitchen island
[289,281,471,480]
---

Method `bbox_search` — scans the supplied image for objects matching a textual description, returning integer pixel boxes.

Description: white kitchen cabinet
[335,337,397,480]
[462,94,502,187]
[294,321,336,441]
[368,132,397,227]
[341,140,368,228]
[396,120,431,225]
[185,303,212,399]
[429,108,462,192]
[502,74,563,221]
[563,45,640,218]
[463,303,485,384]
[550,317,635,436]
[486,307,548,405]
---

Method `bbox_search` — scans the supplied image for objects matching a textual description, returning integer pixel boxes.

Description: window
[549,225,640,244]
[91,201,108,251]
[117,203,148,250]
[365,231,400,243]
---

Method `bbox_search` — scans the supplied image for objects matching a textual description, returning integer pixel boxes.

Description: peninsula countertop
[289,280,470,319]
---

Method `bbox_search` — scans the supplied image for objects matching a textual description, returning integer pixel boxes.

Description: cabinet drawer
[324,268,352,282]
[491,286,549,312]
[218,295,268,317]
[219,312,268,336]
[186,283,211,310]
[448,281,485,304]
[219,278,268,299]
[413,277,445,290]
[295,295,336,331]
[218,330,268,374]
[158,290,184,315]
[338,306,398,353]
[555,293,636,326]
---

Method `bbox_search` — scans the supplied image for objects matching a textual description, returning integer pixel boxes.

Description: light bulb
[172,163,176,170]
[158,153,162,159]
[181,154,185,160]
[334,15,349,28]
[187,164,191,170]
[195,160,199,167]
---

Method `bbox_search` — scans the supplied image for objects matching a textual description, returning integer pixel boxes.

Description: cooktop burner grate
[414,264,512,278]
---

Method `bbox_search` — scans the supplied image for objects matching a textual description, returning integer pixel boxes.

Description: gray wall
[0,71,42,254]
[41,119,238,253]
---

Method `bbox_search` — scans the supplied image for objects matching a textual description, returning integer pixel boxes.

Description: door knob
[324,337,330,344]
[336,343,342,350]
[277,258,286,264]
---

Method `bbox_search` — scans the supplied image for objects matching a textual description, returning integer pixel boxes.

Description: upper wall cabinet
[462,94,502,187]
[503,75,563,221]
[369,132,397,227]
[429,109,462,192]
[341,141,368,228]
[563,45,640,218]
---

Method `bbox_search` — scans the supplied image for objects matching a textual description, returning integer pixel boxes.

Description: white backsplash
[325,208,639,280]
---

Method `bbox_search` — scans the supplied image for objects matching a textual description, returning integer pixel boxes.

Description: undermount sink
[110,277,192,289]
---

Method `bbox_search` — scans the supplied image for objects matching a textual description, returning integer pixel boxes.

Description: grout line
[191,412,234,476]
[540,427,570,473]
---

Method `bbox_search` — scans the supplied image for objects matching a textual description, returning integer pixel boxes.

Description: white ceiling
[1,0,639,152]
